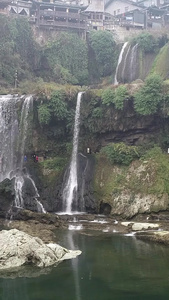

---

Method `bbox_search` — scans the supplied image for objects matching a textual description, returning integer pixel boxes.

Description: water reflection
[1,278,29,300]
[62,230,82,300]
[0,232,169,300]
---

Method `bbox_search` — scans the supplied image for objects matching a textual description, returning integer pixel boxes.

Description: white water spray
[62,92,83,213]
[0,95,46,214]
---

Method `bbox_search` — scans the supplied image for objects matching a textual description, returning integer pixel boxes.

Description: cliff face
[24,91,169,216]
[115,44,156,84]
[1,90,169,217]
[94,152,169,219]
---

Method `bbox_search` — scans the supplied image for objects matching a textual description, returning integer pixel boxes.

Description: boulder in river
[0,229,81,270]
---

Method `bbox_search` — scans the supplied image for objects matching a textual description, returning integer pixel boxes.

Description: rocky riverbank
[2,210,169,246]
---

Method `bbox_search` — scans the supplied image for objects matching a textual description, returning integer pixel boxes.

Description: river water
[0,230,169,300]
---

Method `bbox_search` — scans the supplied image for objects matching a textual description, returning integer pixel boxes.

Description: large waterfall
[0,95,45,214]
[114,42,139,84]
[62,92,83,214]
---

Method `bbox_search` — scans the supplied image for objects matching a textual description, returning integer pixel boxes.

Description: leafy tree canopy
[134,73,163,115]
[88,30,116,78]
[131,32,158,53]
[44,32,88,85]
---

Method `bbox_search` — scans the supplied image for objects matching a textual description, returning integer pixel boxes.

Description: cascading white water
[0,95,19,182]
[114,42,139,84]
[114,42,129,85]
[26,174,46,213]
[122,44,131,81]
[18,96,33,168]
[0,95,46,214]
[129,43,138,82]
[62,92,83,214]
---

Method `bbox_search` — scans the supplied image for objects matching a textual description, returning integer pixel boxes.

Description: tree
[44,32,88,85]
[88,30,116,78]
[134,74,163,115]
[0,15,38,85]
[131,32,158,53]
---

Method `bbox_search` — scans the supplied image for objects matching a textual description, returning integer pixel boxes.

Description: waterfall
[122,44,131,81]
[62,92,83,214]
[114,42,139,84]
[0,95,45,214]
[0,95,19,182]
[129,43,139,82]
[114,42,129,85]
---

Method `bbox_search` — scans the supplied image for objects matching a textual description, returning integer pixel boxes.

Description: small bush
[134,73,163,115]
[38,104,51,125]
[101,143,140,165]
[101,88,115,106]
[41,157,67,172]
[101,86,127,109]
[131,32,158,53]
[114,85,128,110]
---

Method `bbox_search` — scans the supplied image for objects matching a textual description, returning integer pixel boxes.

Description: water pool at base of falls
[1,230,169,300]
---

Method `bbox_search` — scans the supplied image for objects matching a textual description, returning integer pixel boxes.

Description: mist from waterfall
[62,92,83,214]
[0,95,45,214]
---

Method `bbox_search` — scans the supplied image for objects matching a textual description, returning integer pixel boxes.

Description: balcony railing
[39,10,83,20]
[37,18,87,30]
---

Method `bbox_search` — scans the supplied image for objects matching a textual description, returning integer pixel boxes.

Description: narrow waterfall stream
[0,95,45,215]
[62,92,83,214]
[114,42,128,85]
[114,42,139,84]
[129,43,139,82]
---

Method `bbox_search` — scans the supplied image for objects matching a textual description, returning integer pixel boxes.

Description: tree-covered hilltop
[1,14,169,91]
[0,15,117,90]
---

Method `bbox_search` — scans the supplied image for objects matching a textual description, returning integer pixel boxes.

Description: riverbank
[2,210,169,245]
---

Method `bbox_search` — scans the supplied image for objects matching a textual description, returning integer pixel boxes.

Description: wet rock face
[0,179,14,217]
[77,153,97,213]
[54,153,98,214]
[111,192,169,219]
[21,176,39,211]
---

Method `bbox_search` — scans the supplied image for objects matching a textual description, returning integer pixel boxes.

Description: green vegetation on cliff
[88,30,116,80]
[131,32,158,53]
[94,145,169,215]
[0,15,118,89]
[150,42,169,79]
[101,143,140,165]
[134,73,163,115]
[0,15,38,87]
[43,32,88,85]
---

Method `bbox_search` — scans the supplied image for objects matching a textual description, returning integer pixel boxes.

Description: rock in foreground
[0,229,81,270]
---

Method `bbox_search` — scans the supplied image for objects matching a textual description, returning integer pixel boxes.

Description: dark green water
[0,230,169,300]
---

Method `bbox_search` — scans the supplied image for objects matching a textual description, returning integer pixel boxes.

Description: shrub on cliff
[134,74,163,115]
[101,143,140,165]
[101,86,128,109]
[0,15,37,85]
[88,30,116,78]
[131,33,158,53]
[38,90,68,125]
[44,32,88,85]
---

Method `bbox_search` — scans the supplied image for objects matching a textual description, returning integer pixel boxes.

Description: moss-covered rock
[94,146,169,218]
[151,42,169,79]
